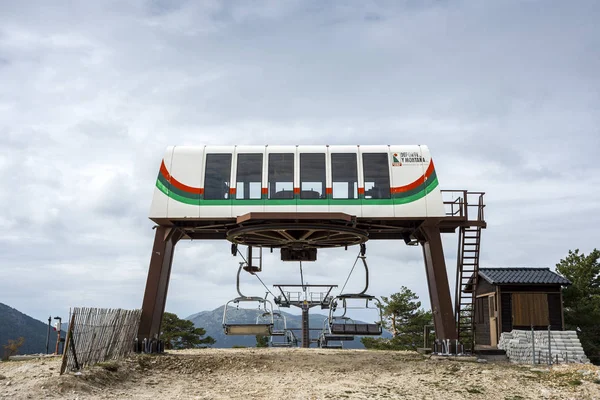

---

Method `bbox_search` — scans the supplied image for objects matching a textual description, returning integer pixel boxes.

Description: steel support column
[418,224,457,341]
[138,226,183,344]
[302,306,310,348]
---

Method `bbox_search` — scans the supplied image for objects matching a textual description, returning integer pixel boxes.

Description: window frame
[203,153,233,200]
[331,152,359,200]
[267,152,295,200]
[362,152,391,200]
[299,153,326,199]
[235,153,263,200]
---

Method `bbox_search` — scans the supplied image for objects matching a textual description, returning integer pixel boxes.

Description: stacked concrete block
[498,330,589,364]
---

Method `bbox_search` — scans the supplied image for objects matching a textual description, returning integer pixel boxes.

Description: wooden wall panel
[512,293,549,327]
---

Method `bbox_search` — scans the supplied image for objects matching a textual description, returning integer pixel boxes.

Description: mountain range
[0,301,389,355]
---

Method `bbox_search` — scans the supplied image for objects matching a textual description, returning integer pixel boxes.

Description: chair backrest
[330,323,381,336]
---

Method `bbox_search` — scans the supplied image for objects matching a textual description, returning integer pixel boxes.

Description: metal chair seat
[323,334,354,341]
[224,324,273,336]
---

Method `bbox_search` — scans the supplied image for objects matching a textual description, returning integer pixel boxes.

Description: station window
[268,153,294,199]
[300,153,326,199]
[362,153,390,199]
[331,153,358,199]
[236,154,262,200]
[204,153,232,200]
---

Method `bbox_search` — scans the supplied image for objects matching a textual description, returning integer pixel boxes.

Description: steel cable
[339,251,362,295]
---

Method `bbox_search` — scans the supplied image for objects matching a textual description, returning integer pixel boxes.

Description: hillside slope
[0,303,54,355]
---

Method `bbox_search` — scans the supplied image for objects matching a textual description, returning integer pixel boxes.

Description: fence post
[531,325,536,365]
[547,325,552,365]
[60,313,76,375]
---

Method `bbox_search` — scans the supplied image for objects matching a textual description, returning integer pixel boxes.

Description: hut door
[488,295,498,346]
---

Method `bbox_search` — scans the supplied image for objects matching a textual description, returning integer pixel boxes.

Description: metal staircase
[455,225,482,351]
[442,191,486,353]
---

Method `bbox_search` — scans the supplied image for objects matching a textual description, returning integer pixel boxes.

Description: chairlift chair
[328,253,383,336]
[319,316,355,348]
[256,310,287,336]
[328,294,383,336]
[271,329,296,347]
[222,296,275,336]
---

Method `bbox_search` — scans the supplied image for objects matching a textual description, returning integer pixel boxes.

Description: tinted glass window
[236,153,262,200]
[300,153,326,199]
[331,153,358,199]
[362,153,390,199]
[204,153,232,200]
[268,153,294,199]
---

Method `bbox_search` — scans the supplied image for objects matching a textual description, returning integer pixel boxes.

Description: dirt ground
[0,348,599,400]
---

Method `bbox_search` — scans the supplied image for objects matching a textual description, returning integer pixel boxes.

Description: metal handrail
[441,190,486,223]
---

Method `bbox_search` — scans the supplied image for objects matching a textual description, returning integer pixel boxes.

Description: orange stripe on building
[326,188,332,195]
[160,161,203,195]
[229,188,236,195]
[390,160,435,194]
[358,187,365,195]
[293,188,300,194]
[261,188,268,195]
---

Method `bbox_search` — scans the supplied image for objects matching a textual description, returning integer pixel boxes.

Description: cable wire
[236,248,277,299]
[254,273,277,299]
[339,251,362,295]
[236,248,248,264]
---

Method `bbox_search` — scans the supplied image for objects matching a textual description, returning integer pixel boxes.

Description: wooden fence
[60,307,142,374]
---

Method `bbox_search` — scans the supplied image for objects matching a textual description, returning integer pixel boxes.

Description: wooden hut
[468,268,571,347]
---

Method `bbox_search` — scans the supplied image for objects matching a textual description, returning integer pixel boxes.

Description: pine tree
[556,248,600,364]
[362,287,432,350]
[160,312,215,349]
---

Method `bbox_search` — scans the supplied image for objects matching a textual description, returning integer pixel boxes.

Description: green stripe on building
[157,175,439,206]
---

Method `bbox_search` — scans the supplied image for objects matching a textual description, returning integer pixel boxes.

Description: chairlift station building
[139,145,487,349]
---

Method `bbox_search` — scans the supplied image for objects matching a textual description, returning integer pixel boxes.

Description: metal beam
[418,223,458,341]
[138,226,183,344]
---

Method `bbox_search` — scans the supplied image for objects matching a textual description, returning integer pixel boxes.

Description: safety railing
[441,190,485,223]
[283,291,331,303]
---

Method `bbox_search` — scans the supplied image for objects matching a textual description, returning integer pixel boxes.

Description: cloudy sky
[1,1,599,325]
